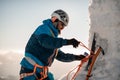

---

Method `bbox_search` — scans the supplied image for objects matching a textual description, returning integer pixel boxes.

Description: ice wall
[60,0,120,80]
[85,0,120,80]
[76,0,120,80]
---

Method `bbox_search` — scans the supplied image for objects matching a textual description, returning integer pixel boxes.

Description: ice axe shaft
[86,47,102,80]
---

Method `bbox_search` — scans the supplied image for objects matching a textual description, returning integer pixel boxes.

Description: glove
[75,55,86,60]
[67,38,80,48]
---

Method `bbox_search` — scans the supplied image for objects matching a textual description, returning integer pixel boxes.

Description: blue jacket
[20,19,77,70]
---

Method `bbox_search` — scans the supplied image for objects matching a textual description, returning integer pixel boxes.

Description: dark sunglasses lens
[62,22,65,27]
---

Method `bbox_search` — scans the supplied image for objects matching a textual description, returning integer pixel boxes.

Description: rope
[66,41,94,80]
[79,41,94,54]
[66,54,93,80]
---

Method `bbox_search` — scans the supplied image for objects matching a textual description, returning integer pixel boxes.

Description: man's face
[51,17,66,34]
[57,21,65,33]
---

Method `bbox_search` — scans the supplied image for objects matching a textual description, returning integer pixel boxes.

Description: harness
[20,57,48,80]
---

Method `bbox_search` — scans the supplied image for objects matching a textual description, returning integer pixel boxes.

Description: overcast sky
[0,0,89,53]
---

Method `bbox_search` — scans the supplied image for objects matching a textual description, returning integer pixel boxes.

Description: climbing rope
[66,41,102,80]
[79,41,94,54]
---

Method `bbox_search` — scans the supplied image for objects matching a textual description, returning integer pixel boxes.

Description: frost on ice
[77,0,120,80]
[60,0,120,80]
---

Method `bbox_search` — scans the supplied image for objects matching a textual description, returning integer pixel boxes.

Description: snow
[60,0,120,80]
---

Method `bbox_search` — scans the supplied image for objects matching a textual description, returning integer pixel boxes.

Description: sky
[0,0,89,53]
[0,0,90,79]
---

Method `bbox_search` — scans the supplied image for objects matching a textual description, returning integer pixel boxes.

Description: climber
[19,9,86,80]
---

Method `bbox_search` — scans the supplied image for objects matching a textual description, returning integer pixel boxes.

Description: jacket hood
[43,19,59,37]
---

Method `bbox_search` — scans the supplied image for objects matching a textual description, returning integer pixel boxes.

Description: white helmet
[51,9,69,26]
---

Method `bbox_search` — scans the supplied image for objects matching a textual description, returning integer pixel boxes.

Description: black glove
[75,55,86,60]
[67,38,80,48]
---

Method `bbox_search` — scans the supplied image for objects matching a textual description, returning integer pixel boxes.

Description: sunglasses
[59,21,65,27]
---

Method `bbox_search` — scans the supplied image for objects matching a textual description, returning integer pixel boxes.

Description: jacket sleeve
[55,50,77,62]
[36,34,67,49]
